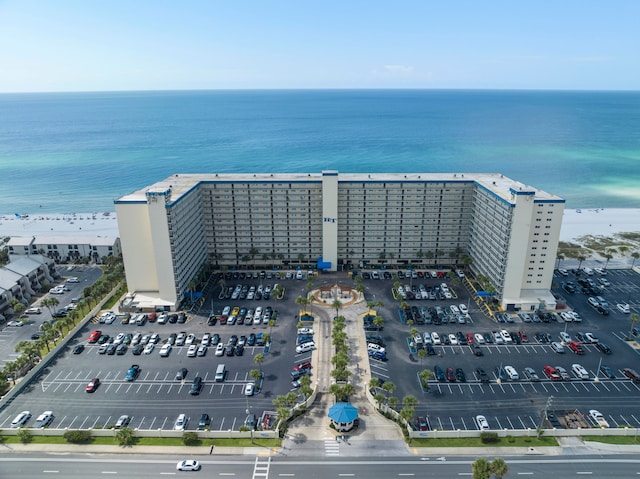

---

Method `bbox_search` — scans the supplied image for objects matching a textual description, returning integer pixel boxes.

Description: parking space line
[631,414,640,426]
[460,417,469,430]
[449,417,455,430]
[527,416,537,428]
[517,416,528,429]
[507,417,515,429]
[495,417,503,429]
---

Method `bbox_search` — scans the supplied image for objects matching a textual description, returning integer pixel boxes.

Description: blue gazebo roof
[328,402,358,423]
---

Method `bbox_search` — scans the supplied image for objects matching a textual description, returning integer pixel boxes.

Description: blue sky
[0,0,638,92]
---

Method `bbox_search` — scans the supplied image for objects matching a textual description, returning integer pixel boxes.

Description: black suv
[197,413,210,430]
[190,376,203,395]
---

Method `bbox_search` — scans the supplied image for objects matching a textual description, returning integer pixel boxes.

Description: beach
[1,208,638,245]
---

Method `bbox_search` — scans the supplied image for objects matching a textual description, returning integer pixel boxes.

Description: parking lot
[2,266,639,434]
[0,272,317,432]
[357,267,640,432]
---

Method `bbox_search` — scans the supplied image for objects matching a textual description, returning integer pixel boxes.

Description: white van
[504,365,519,380]
[296,341,315,354]
[215,364,226,382]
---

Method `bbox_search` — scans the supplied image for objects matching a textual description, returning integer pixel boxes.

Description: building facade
[115,171,564,312]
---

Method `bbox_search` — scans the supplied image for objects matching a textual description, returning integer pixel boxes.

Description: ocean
[1,89,639,213]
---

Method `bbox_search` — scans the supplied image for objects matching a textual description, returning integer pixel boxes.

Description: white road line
[278,474,295,477]
[576,472,592,475]
[42,471,59,473]
[398,474,415,476]
[100,472,118,475]
[517,472,534,475]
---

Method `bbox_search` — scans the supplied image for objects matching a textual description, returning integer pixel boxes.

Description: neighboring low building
[6,235,121,263]
[115,171,565,312]
[0,255,57,322]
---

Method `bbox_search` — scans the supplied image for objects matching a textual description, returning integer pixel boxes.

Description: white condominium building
[115,171,564,312]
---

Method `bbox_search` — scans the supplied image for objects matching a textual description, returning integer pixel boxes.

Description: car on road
[25,307,42,314]
[115,415,130,428]
[476,415,490,430]
[35,410,54,428]
[85,377,100,393]
[176,460,201,471]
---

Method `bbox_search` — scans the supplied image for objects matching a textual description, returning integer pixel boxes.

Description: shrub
[480,431,499,444]
[182,432,199,446]
[64,430,92,444]
[17,429,33,444]
[506,435,515,443]
[114,427,135,446]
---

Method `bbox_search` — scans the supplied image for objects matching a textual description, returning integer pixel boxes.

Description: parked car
[35,410,55,428]
[476,415,490,430]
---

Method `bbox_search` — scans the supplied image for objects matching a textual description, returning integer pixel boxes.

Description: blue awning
[328,402,358,423]
[317,257,331,269]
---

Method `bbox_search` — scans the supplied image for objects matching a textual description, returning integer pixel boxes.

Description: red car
[543,366,561,381]
[446,367,456,382]
[87,330,102,343]
[518,331,529,343]
[86,377,100,392]
[293,360,312,371]
[568,341,584,355]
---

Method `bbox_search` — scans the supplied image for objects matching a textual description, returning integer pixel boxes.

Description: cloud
[382,64,415,75]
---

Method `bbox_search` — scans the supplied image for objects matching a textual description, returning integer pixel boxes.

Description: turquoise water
[1,90,639,213]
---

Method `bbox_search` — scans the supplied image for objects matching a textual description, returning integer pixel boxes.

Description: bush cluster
[63,430,92,443]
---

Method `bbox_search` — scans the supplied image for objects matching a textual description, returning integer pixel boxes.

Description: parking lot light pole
[594,357,603,382]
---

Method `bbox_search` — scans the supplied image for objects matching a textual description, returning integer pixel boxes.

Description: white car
[571,363,590,380]
[177,460,201,471]
[430,332,442,345]
[450,305,460,315]
[423,332,432,344]
[11,411,31,427]
[560,331,572,343]
[589,409,610,428]
[492,331,504,344]
[187,344,197,357]
[25,307,42,314]
[296,341,315,354]
[7,320,24,327]
[244,382,255,396]
[476,415,490,430]
[594,268,607,275]
[584,332,599,343]
[617,303,631,314]
[143,343,155,355]
[550,342,565,353]
[297,328,314,335]
[67,277,80,283]
[559,311,573,322]
[222,306,231,316]
[185,334,196,346]
[448,334,458,345]
[474,333,485,344]
[500,330,513,343]
[504,365,519,380]
[459,304,469,315]
[159,344,172,357]
[35,410,54,428]
[367,343,386,354]
[558,268,569,276]
[201,333,211,346]
[215,343,225,356]
[174,414,188,431]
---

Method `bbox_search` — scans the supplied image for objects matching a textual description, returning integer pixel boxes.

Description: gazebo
[328,402,359,432]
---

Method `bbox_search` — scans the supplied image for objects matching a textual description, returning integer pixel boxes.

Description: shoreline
[1,208,639,248]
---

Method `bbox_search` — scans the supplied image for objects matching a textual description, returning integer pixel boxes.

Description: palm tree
[374,392,386,408]
[254,353,265,373]
[603,247,616,268]
[373,315,384,330]
[267,319,276,336]
[418,369,433,390]
[417,348,427,367]
[250,368,262,384]
[490,458,509,479]
[332,299,342,318]
[381,381,395,398]
[368,377,381,391]
[471,457,492,479]
[295,296,309,315]
[577,254,587,270]
[272,283,285,300]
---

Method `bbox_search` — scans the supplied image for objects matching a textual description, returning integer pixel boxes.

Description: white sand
[560,208,640,242]
[1,208,639,244]
[0,213,119,237]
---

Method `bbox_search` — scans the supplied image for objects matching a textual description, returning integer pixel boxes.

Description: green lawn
[0,434,281,447]
[582,435,640,445]
[409,436,558,447]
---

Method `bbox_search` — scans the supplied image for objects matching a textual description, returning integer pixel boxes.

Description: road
[2,454,640,478]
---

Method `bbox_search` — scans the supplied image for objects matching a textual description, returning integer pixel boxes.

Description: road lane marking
[576,472,592,475]
[517,473,534,475]
[43,471,59,473]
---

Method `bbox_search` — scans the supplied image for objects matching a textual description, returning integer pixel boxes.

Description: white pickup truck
[589,409,610,428]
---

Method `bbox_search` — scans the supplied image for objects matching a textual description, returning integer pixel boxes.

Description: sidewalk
[281,290,409,457]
